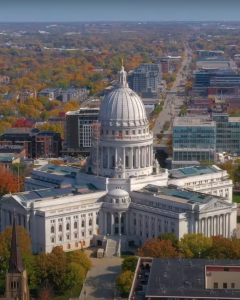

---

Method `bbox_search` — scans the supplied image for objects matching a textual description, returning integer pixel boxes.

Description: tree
[65,262,86,289]
[0,225,32,273]
[137,239,182,258]
[207,237,240,259]
[166,137,173,154]
[218,160,237,182]
[115,271,134,295]
[121,256,138,272]
[178,233,212,258]
[68,250,92,272]
[158,233,179,248]
[0,166,18,196]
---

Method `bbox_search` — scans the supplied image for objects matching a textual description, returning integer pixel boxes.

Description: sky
[1,0,240,22]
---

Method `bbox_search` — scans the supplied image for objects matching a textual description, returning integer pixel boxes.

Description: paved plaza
[80,249,123,300]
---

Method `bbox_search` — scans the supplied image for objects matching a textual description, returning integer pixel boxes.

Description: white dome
[99,66,148,127]
[107,188,129,198]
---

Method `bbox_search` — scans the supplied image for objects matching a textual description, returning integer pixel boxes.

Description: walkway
[106,236,119,257]
[80,249,122,300]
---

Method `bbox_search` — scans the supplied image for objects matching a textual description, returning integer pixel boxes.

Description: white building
[0,66,237,255]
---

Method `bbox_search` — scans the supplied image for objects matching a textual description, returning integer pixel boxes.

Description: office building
[0,66,236,255]
[173,113,240,167]
[129,258,240,300]
[193,68,240,96]
[128,63,162,94]
[197,49,224,57]
[35,131,62,158]
[64,108,99,155]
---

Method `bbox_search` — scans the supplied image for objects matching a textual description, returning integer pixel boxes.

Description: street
[153,45,192,146]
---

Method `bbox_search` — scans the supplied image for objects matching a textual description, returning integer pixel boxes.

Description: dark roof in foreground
[146,258,240,299]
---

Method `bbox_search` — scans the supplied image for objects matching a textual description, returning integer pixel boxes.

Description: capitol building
[0,66,237,255]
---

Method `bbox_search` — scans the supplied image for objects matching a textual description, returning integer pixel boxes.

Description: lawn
[121,251,135,258]
[52,284,82,300]
[233,192,240,203]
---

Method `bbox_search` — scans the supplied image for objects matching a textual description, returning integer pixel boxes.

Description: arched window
[81,220,85,228]
[51,226,54,233]
[89,219,92,226]
[96,218,99,225]
[74,221,77,229]
[66,223,70,230]
[59,224,62,232]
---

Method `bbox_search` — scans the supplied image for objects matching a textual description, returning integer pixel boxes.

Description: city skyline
[1,0,240,22]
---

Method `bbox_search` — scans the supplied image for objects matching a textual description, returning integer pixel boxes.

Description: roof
[14,184,99,203]
[37,163,80,177]
[173,117,215,127]
[169,165,222,180]
[146,258,240,299]
[137,185,214,204]
[107,188,129,198]
[8,213,24,273]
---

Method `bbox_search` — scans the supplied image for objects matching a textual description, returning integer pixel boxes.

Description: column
[219,215,222,237]
[210,217,213,237]
[104,211,107,234]
[195,219,199,234]
[143,147,146,168]
[125,212,128,235]
[27,215,30,232]
[118,212,122,235]
[111,213,114,235]
[224,214,227,238]
[107,148,110,168]
[130,148,133,168]
[123,148,125,169]
[138,147,141,168]
[216,215,219,236]
[228,213,231,238]
[204,218,207,236]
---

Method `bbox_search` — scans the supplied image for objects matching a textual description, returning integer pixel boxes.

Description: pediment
[201,200,232,212]
[1,195,27,212]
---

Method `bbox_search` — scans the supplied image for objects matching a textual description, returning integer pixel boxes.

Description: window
[82,231,85,237]
[51,226,54,233]
[89,219,92,226]
[67,234,70,240]
[66,223,70,230]
[74,221,77,229]
[231,283,235,288]
[223,283,227,289]
[224,268,229,271]
[96,218,99,225]
[132,130,135,135]
[51,237,55,243]
[89,230,92,235]
[59,236,62,241]
[82,221,85,227]
[59,224,62,232]
[74,233,78,239]
[75,242,78,248]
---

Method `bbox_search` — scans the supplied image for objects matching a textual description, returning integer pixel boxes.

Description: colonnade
[103,211,129,236]
[1,210,30,231]
[102,145,153,169]
[196,213,231,238]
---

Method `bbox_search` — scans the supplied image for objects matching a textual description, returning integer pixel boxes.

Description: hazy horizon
[1,0,240,23]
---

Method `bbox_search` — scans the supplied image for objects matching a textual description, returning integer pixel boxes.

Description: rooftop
[66,108,99,115]
[173,117,215,127]
[169,165,221,179]
[136,184,215,204]
[36,163,81,177]
[11,184,99,204]
[145,258,240,299]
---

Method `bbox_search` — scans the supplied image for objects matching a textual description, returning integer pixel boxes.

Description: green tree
[115,270,134,296]
[207,237,240,259]
[68,250,92,272]
[158,233,178,248]
[121,256,138,272]
[178,233,212,258]
[65,262,86,289]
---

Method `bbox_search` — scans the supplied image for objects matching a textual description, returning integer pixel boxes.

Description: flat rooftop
[66,108,99,115]
[13,184,99,203]
[146,258,240,299]
[137,184,214,204]
[173,117,215,127]
[36,163,81,177]
[169,165,221,179]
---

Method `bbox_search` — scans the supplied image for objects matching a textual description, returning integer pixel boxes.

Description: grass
[233,192,240,203]
[121,251,135,259]
[52,285,82,300]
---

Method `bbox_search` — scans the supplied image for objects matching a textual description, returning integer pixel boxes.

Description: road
[153,44,192,146]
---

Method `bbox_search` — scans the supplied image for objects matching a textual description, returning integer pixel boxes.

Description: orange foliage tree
[137,239,183,258]
[0,166,18,196]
